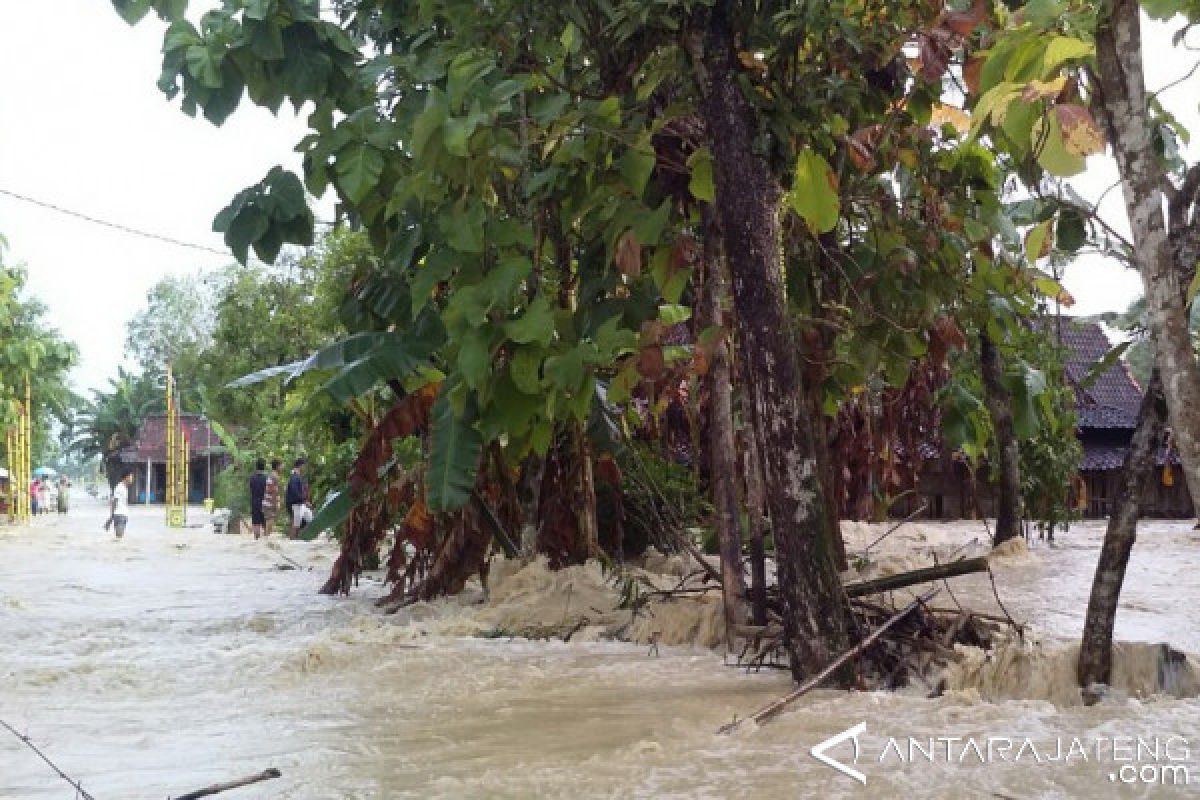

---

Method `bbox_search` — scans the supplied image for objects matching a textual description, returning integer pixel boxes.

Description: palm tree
[72,369,164,488]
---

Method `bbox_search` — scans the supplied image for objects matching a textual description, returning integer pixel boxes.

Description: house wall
[1074,468,1192,519]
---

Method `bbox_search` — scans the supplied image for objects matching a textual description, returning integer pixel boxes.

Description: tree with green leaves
[72,368,164,488]
[0,239,79,469]
[968,0,1200,695]
[112,0,1088,680]
[125,272,217,373]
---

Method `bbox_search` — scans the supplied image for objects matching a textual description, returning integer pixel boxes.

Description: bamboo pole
[6,428,13,522]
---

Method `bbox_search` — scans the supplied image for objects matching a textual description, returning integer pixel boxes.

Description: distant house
[1058,319,1192,518]
[118,413,228,505]
[886,318,1192,521]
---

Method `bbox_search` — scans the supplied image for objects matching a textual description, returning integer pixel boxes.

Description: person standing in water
[109,473,131,539]
[57,476,69,514]
[262,458,282,535]
[285,458,312,539]
[248,458,268,539]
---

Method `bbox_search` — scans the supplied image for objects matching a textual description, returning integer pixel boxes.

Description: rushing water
[2,498,1198,798]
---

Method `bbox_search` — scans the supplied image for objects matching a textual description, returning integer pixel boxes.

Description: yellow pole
[6,428,12,522]
[20,376,31,522]
[183,429,190,525]
[166,366,174,522]
[14,408,24,521]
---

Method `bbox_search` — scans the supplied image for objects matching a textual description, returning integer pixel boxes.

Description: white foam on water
[3,503,1199,798]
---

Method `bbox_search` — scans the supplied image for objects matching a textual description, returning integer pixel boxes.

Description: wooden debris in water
[172,768,282,799]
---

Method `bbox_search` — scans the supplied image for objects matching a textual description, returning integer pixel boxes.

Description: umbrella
[33,467,57,478]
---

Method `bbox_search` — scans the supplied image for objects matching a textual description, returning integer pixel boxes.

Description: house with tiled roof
[117,413,228,505]
[1057,319,1192,517]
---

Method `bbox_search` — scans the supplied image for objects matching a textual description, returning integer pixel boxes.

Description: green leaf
[152,0,187,19]
[427,390,483,511]
[247,19,285,61]
[1024,219,1053,262]
[457,328,492,390]
[1032,115,1086,176]
[510,346,544,394]
[410,249,456,316]
[443,115,474,157]
[186,43,224,88]
[544,346,585,393]
[657,304,691,325]
[112,0,152,25]
[441,202,485,253]
[505,295,555,346]
[163,20,200,52]
[1079,341,1132,389]
[336,143,385,203]
[1055,208,1087,253]
[244,0,274,20]
[619,148,656,199]
[411,90,448,161]
[688,148,715,203]
[1041,36,1094,74]
[299,489,350,540]
[631,200,671,246]
[787,149,840,234]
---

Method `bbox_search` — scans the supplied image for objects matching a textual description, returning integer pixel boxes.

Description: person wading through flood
[106,473,131,539]
[248,458,269,539]
[285,457,312,540]
[263,458,282,534]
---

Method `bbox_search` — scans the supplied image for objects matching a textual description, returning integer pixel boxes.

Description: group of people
[248,457,312,540]
[97,457,314,542]
[29,475,70,515]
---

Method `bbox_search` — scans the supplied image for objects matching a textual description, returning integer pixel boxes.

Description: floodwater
[1,499,1198,799]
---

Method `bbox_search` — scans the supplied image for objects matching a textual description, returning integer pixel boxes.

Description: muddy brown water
[2,499,1198,798]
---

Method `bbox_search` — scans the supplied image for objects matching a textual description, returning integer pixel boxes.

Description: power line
[0,186,230,257]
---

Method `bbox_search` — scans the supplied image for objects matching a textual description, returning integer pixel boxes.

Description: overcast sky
[0,4,310,392]
[0,7,1197,393]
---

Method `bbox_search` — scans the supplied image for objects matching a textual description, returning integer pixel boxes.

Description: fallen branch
[862,504,928,554]
[0,718,97,800]
[172,768,282,799]
[718,589,939,734]
[844,556,988,598]
[925,605,1025,630]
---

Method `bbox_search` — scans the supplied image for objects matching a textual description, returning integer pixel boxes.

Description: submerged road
[1,498,1197,798]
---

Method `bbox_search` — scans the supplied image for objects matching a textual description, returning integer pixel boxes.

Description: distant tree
[0,239,78,466]
[125,273,218,372]
[73,368,164,488]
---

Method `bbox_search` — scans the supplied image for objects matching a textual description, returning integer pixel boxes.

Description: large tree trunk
[980,333,1022,545]
[698,207,748,640]
[1078,372,1167,698]
[1095,0,1200,513]
[695,0,855,680]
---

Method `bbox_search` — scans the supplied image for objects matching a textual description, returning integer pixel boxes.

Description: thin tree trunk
[694,0,855,680]
[980,333,1021,545]
[575,424,601,560]
[1077,371,1167,698]
[741,425,769,627]
[806,384,849,571]
[698,206,748,640]
[1095,0,1200,514]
